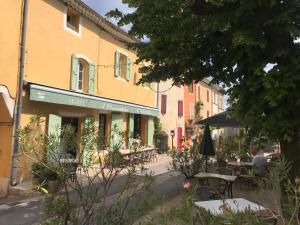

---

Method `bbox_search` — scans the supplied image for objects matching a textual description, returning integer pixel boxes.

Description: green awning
[29,84,159,117]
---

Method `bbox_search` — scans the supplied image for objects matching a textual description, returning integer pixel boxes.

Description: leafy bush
[170,146,204,178]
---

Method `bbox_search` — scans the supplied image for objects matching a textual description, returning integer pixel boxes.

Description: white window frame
[64,7,82,37]
[77,61,84,91]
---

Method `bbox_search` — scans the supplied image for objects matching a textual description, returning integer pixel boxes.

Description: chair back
[196,186,210,201]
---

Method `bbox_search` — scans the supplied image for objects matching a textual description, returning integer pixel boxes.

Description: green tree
[107,0,300,178]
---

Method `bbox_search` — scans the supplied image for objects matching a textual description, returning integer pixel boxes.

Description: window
[178,100,183,117]
[189,104,194,120]
[213,91,217,103]
[71,55,96,94]
[207,90,209,102]
[66,8,80,33]
[119,53,127,79]
[161,95,167,114]
[207,110,210,118]
[115,51,131,81]
[188,83,194,93]
[198,86,200,100]
[78,61,84,90]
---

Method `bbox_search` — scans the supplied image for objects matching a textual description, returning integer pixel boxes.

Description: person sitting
[251,148,268,177]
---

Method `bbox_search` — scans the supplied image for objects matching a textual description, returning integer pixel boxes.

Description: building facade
[184,79,225,146]
[158,81,184,150]
[0,0,158,196]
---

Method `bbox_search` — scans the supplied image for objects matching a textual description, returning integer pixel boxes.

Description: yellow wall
[0,0,23,196]
[0,0,22,97]
[25,0,156,108]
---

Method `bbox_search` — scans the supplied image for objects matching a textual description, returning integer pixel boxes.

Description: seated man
[251,148,268,177]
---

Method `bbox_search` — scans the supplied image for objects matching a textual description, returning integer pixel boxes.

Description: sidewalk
[7,153,172,198]
[0,154,184,225]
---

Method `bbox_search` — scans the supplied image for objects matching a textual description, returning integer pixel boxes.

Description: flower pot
[32,176,39,187]
[47,180,60,193]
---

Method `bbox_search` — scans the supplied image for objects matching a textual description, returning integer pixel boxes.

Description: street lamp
[170,130,175,149]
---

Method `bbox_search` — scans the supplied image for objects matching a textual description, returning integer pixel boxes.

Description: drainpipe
[11,0,29,186]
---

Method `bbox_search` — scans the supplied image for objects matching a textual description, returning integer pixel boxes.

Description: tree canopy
[108,0,300,177]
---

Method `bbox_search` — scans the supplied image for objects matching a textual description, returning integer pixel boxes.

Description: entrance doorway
[133,114,141,139]
[61,117,79,158]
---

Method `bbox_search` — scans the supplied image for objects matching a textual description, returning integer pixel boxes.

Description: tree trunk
[280,128,300,180]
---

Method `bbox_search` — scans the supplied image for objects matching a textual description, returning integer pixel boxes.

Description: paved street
[0,161,184,225]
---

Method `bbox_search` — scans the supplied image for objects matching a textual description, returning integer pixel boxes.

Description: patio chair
[206,177,227,199]
[237,166,255,190]
[196,185,210,201]
[149,149,157,163]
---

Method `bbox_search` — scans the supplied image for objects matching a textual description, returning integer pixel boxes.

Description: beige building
[158,80,185,150]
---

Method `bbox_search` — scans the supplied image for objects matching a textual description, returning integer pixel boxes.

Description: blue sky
[82,0,133,31]
[82,0,129,15]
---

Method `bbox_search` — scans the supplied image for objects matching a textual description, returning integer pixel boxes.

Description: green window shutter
[83,117,94,166]
[88,63,96,95]
[71,55,79,91]
[110,113,123,148]
[147,117,154,146]
[126,56,131,81]
[48,114,62,163]
[114,51,120,77]
[128,114,134,138]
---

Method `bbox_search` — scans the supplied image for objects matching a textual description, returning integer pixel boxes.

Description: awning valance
[0,85,14,120]
[29,84,159,117]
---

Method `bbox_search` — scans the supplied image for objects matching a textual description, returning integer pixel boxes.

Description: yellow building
[0,0,158,196]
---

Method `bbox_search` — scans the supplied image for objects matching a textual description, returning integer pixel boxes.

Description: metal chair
[196,185,210,201]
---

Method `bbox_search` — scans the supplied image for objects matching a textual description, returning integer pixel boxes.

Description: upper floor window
[207,90,209,102]
[188,83,193,93]
[66,8,80,32]
[115,51,131,81]
[77,61,85,91]
[71,55,95,95]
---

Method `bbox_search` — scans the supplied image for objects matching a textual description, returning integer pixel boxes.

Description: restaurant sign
[30,84,159,117]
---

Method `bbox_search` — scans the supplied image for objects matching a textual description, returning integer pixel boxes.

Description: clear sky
[82,0,129,15]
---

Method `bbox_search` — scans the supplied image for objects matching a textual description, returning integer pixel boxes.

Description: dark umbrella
[200,124,215,172]
[194,111,241,127]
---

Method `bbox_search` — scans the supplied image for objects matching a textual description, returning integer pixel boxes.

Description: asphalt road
[0,171,184,225]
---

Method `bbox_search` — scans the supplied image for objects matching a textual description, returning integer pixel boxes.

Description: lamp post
[170,130,175,149]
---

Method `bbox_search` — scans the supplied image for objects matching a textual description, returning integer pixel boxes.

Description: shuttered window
[207,90,209,102]
[88,63,95,95]
[161,95,167,114]
[115,51,130,81]
[178,100,183,117]
[189,104,194,120]
[71,55,96,94]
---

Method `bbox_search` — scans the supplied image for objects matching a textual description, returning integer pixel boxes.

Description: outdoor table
[195,172,237,198]
[194,198,265,216]
[227,161,253,167]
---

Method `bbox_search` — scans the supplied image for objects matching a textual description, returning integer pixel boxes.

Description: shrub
[170,145,204,179]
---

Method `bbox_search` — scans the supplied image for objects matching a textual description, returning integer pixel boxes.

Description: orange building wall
[184,83,196,124]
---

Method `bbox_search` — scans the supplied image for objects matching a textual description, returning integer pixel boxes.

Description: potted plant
[42,167,60,193]
[31,162,44,186]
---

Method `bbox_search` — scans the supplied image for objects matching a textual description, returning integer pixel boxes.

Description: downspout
[11,0,29,186]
